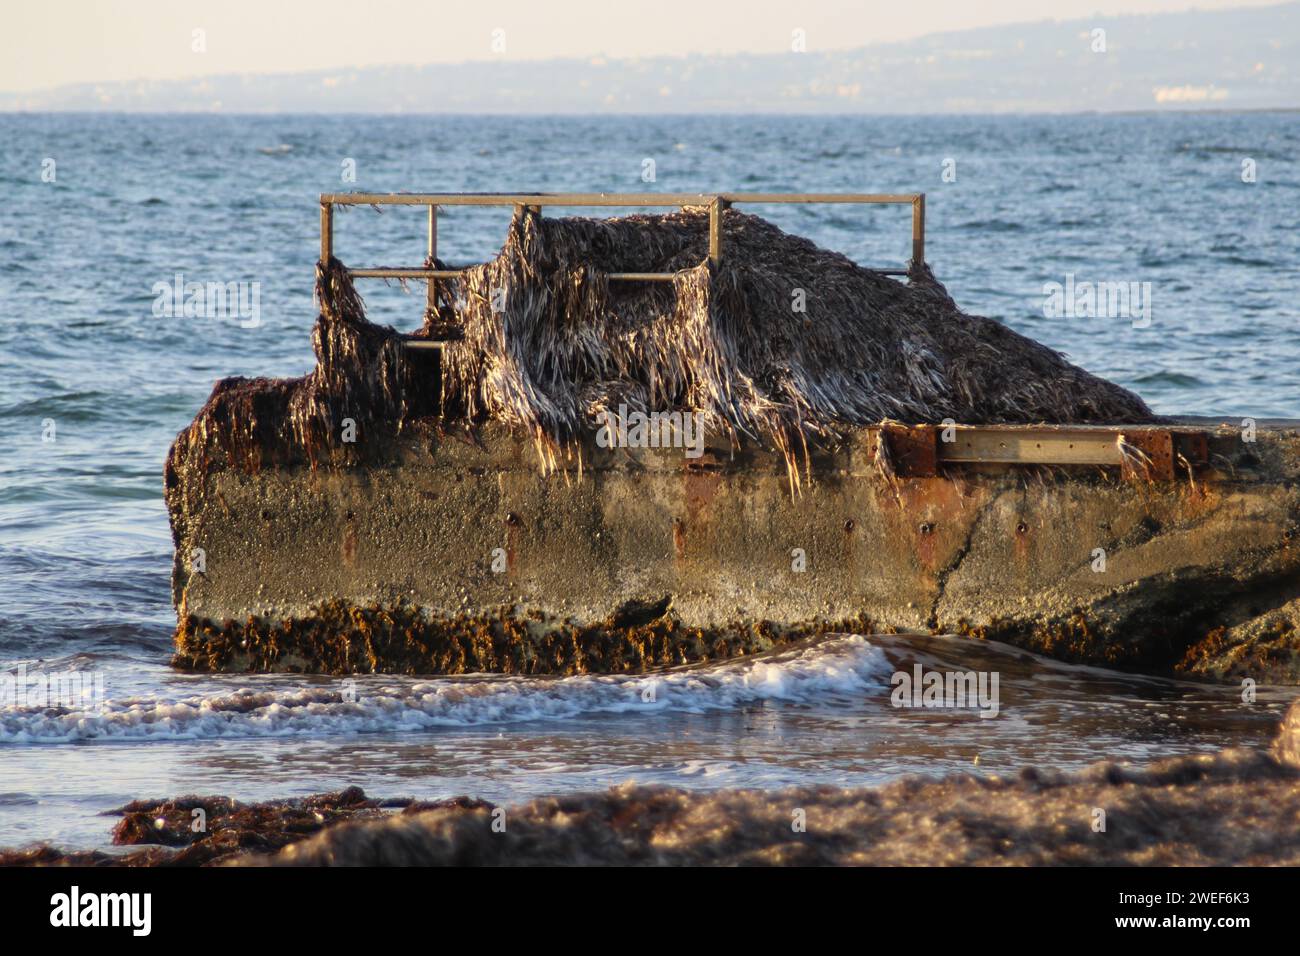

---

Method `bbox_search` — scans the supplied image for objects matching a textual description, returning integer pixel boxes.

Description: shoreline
[8,700,1299,867]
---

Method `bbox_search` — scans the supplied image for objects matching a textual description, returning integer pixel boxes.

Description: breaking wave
[0,635,887,744]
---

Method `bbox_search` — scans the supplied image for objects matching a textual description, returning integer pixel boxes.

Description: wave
[1131,370,1203,387]
[955,218,1026,233]
[0,634,888,744]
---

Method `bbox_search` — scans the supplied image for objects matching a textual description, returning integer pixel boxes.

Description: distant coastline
[4,2,1296,114]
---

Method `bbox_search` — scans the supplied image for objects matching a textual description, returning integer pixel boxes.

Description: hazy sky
[2,0,1284,93]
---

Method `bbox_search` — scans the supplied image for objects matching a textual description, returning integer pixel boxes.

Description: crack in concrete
[925,488,1004,630]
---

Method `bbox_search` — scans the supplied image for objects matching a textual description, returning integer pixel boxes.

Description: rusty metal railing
[314,192,1214,479]
[318,192,925,327]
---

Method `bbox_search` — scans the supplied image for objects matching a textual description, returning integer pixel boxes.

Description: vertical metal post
[911,193,925,270]
[708,198,725,269]
[320,201,333,262]
[426,204,438,318]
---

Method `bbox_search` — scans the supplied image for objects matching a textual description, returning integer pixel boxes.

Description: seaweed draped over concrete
[167,207,1153,486]
[441,208,1153,476]
[166,257,436,479]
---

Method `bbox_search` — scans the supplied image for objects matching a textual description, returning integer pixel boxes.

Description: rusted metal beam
[869,425,1210,480]
[941,427,1123,466]
[1121,430,1176,481]
[879,424,939,477]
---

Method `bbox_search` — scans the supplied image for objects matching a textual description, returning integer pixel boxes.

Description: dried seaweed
[169,207,1154,484]
[437,207,1155,480]
[166,257,437,478]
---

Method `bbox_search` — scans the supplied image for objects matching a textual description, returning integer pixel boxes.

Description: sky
[1,0,1285,93]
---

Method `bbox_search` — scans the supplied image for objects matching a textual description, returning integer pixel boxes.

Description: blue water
[1,113,1298,850]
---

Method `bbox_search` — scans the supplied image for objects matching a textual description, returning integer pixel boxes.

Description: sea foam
[0,635,887,744]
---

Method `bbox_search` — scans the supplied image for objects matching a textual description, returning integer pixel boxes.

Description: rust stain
[1012,517,1031,562]
[684,467,721,522]
[341,524,357,566]
[914,519,937,567]
[894,477,975,572]
[504,511,522,575]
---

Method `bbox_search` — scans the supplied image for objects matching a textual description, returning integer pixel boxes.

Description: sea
[1,112,1298,850]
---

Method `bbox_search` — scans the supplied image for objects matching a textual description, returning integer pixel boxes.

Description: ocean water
[1,112,1298,851]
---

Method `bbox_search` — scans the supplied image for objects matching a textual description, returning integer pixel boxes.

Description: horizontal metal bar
[402,340,447,350]
[349,268,466,279]
[724,193,919,205]
[869,424,1208,479]
[350,268,682,281]
[322,192,920,208]
[352,267,904,281]
[939,427,1125,466]
[329,191,922,323]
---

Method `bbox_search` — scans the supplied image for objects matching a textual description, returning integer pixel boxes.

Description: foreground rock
[8,703,1300,867]
[0,788,489,867]
[263,753,1300,866]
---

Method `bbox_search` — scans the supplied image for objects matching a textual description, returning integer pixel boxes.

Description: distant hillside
[4,3,1297,113]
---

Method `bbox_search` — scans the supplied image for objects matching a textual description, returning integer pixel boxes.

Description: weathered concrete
[167,415,1300,681]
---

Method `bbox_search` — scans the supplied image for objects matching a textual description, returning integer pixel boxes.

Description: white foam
[0,635,886,744]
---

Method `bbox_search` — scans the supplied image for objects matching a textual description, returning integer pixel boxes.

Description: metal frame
[318,193,926,311]
[316,193,1206,478]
